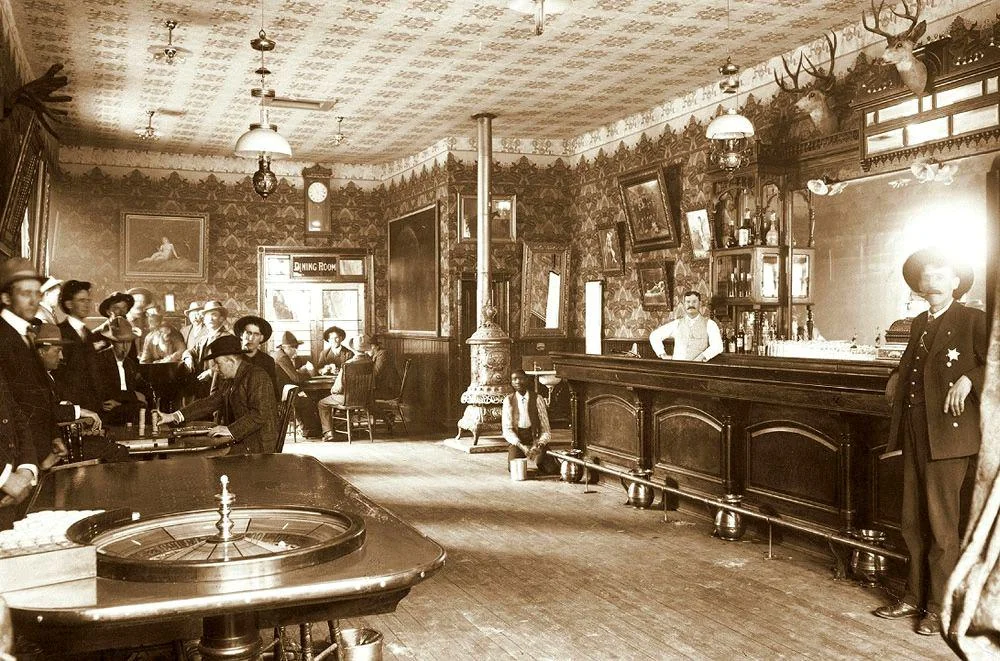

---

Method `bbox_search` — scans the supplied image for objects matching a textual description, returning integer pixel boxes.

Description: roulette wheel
[66,475,366,583]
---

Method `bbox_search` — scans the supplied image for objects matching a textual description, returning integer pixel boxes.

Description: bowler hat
[279,331,302,347]
[34,323,72,346]
[0,257,43,292]
[234,315,272,342]
[99,317,135,343]
[202,335,247,362]
[59,280,93,313]
[98,291,135,318]
[40,277,63,293]
[201,300,228,316]
[902,248,974,300]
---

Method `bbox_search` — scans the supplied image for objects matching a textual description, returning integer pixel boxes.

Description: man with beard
[648,290,723,362]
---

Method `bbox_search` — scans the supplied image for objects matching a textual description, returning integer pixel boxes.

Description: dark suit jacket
[180,361,277,454]
[0,369,35,474]
[55,319,105,412]
[370,347,400,399]
[246,350,279,399]
[887,302,988,460]
[273,349,309,387]
[93,348,149,426]
[0,317,75,459]
[317,345,354,372]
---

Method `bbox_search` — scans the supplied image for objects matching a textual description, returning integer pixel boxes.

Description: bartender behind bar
[649,290,723,362]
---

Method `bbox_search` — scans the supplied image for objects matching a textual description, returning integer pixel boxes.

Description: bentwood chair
[374,358,411,434]
[274,385,300,453]
[330,360,375,443]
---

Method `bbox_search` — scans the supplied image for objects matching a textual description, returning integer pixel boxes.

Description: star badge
[947,348,960,362]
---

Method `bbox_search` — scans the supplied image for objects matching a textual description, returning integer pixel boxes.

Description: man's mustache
[922,289,943,296]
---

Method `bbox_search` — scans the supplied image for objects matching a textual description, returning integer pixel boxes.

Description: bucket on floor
[340,627,383,661]
[510,458,528,481]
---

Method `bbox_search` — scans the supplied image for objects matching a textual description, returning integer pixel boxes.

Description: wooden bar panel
[584,388,640,467]
[651,404,724,498]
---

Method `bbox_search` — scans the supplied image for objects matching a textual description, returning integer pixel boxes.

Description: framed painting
[636,260,675,311]
[618,166,681,253]
[121,212,208,282]
[388,203,439,335]
[685,209,713,260]
[596,221,626,276]
[457,193,516,243]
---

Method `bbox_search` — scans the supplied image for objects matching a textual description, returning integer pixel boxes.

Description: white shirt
[516,392,531,428]
[649,314,723,362]
[501,391,551,447]
[115,358,127,391]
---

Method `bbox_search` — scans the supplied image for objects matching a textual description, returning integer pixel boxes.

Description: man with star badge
[873,248,988,636]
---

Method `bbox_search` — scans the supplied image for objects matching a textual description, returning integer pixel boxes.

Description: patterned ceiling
[4,0,927,165]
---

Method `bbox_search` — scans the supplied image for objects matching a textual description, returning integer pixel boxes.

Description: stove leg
[199,612,262,661]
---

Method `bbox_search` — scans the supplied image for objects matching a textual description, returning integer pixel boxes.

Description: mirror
[520,242,571,338]
[798,151,993,342]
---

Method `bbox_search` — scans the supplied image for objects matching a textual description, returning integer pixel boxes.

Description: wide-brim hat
[184,301,203,315]
[279,330,302,347]
[202,335,247,362]
[0,257,43,291]
[323,325,345,341]
[99,317,135,343]
[98,291,135,318]
[902,248,974,300]
[348,334,372,353]
[34,322,72,346]
[201,300,228,316]
[234,315,272,342]
[40,277,63,293]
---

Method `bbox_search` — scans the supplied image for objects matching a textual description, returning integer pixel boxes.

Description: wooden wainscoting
[382,335,455,431]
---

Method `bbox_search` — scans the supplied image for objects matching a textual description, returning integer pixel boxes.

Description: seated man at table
[273,331,320,438]
[139,305,186,363]
[317,336,372,442]
[317,325,353,376]
[156,335,277,454]
[502,369,559,476]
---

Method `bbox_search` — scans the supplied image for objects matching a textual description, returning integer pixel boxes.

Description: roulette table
[4,454,445,660]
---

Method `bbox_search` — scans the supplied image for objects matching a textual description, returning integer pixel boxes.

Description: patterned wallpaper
[49,170,385,328]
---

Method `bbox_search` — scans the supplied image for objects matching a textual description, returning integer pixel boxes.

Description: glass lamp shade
[234,123,292,158]
[252,155,279,199]
[706,109,755,140]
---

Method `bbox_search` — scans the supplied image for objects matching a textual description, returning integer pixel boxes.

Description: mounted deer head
[863,0,928,95]
[774,33,839,136]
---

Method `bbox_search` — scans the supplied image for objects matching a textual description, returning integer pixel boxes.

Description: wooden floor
[285,435,953,661]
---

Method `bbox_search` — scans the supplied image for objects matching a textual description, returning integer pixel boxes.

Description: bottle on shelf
[737,210,751,247]
[735,324,745,354]
[726,326,737,353]
[726,219,738,248]
[765,211,779,246]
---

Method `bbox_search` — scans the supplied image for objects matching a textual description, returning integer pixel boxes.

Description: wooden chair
[375,358,411,434]
[331,360,375,443]
[274,385,300,453]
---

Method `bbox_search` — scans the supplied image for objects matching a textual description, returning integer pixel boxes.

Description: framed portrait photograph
[685,209,713,260]
[618,166,680,253]
[596,221,626,276]
[457,193,516,243]
[121,212,208,282]
[636,260,675,311]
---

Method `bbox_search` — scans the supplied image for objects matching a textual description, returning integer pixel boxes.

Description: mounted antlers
[863,0,928,95]
[774,33,839,136]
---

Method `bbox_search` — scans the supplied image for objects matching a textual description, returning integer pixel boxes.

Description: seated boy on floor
[502,369,559,476]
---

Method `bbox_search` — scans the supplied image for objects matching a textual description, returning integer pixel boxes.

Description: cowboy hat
[201,300,228,316]
[98,291,135,318]
[233,315,272,342]
[323,325,346,341]
[58,280,93,313]
[99,317,135,343]
[34,322,72,346]
[184,300,203,315]
[902,248,974,300]
[0,257,43,292]
[278,330,302,347]
[201,335,247,362]
[348,334,372,353]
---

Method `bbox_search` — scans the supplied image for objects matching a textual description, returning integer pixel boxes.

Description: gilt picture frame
[618,166,680,253]
[636,260,675,311]
[121,212,208,282]
[457,193,516,243]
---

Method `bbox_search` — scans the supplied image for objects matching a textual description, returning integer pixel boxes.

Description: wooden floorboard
[285,436,954,660]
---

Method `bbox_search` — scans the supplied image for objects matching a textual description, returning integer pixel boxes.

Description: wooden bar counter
[550,352,904,543]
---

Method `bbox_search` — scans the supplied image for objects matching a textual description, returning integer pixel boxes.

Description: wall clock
[302,165,333,234]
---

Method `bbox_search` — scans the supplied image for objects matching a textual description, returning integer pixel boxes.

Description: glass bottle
[765,211,779,246]
[737,211,751,247]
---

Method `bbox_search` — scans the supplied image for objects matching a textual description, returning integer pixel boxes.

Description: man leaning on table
[155,335,277,454]
[648,290,723,362]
